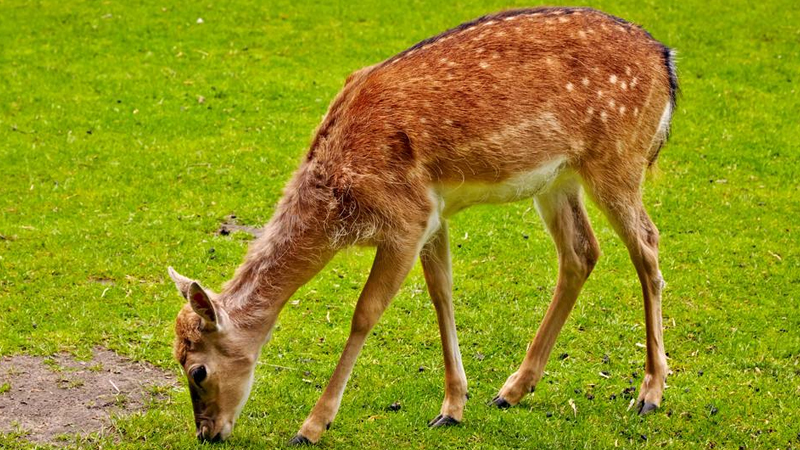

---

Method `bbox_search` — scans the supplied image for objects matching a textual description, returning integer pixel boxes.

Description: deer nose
[196,423,222,443]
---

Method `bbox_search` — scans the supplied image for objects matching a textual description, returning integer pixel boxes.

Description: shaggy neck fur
[220,164,336,334]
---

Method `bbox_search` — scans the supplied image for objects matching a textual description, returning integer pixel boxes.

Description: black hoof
[428,414,460,428]
[490,395,512,409]
[289,434,313,446]
[638,401,658,416]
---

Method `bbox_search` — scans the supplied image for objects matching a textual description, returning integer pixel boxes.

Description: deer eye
[190,366,207,384]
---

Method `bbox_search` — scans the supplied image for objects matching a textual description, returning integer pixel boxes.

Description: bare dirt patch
[216,214,262,238]
[0,347,177,444]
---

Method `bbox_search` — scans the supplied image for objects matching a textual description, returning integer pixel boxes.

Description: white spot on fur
[625,66,632,76]
[503,15,519,21]
[600,110,608,122]
[634,107,640,116]
[419,117,428,124]
[582,77,590,87]
[558,17,569,23]
[631,77,639,88]
[619,105,626,115]
[578,30,587,39]
[586,106,594,116]
[608,98,616,108]
[597,90,604,98]
[566,82,574,92]
[479,61,490,69]
[620,81,628,90]
[609,74,618,84]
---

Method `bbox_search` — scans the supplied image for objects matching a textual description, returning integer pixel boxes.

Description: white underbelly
[432,157,567,217]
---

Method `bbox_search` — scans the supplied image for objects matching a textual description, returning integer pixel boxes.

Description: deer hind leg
[492,179,600,407]
[420,220,468,427]
[291,231,424,445]
[588,181,668,415]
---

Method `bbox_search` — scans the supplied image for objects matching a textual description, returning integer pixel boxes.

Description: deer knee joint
[350,310,379,336]
[563,242,599,280]
[584,242,601,273]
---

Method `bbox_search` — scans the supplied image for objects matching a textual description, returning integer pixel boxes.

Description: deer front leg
[290,239,421,445]
[420,221,468,427]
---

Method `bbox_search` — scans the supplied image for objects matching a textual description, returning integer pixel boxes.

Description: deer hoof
[489,395,512,409]
[289,434,313,446]
[428,414,460,428]
[638,401,658,416]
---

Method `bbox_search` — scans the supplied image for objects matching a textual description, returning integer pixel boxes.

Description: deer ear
[167,266,194,299]
[188,282,218,327]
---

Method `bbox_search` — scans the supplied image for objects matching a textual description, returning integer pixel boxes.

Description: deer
[168,6,677,444]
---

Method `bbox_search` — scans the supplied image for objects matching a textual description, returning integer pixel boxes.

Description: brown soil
[0,347,177,444]
[216,214,262,238]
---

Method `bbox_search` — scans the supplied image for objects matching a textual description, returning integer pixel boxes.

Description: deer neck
[221,174,335,338]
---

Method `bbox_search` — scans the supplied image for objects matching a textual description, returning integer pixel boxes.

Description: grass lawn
[1,0,799,448]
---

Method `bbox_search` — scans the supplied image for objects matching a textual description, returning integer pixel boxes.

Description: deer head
[168,267,260,442]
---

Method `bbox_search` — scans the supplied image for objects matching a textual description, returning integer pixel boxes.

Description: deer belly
[434,156,567,217]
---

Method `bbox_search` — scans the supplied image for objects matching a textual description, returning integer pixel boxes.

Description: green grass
[1,0,799,448]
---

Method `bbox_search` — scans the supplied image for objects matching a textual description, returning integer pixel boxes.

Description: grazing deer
[169,6,677,444]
